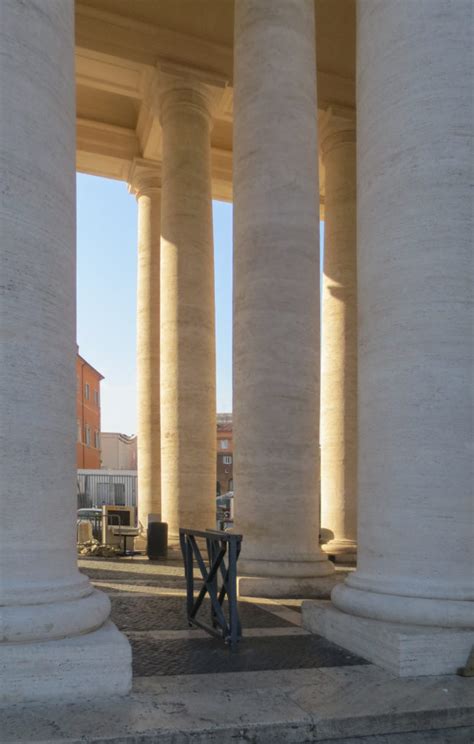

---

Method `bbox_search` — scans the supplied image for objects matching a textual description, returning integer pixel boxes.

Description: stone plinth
[303,601,474,677]
[0,622,131,704]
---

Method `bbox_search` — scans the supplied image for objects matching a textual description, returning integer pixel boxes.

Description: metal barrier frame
[179,528,242,649]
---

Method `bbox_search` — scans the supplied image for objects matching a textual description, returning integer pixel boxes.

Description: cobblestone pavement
[110,595,296,631]
[79,556,369,678]
[130,634,367,676]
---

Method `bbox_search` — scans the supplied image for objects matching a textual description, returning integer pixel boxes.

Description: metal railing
[179,528,242,649]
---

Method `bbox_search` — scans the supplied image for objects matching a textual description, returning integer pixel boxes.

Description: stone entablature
[74,1,357,209]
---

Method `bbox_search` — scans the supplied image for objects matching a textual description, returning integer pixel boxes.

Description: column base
[302,600,474,677]
[322,539,357,565]
[167,533,181,548]
[333,581,474,627]
[238,574,342,599]
[135,514,163,553]
[238,555,337,598]
[0,621,132,704]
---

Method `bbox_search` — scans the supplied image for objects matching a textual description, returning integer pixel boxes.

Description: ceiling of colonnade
[75,0,355,203]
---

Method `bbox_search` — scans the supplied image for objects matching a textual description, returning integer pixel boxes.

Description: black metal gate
[179,528,242,649]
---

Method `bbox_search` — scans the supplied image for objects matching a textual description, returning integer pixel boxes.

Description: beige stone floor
[1,556,472,743]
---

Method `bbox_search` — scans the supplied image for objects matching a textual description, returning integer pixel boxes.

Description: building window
[223,455,232,465]
[77,420,81,443]
[84,425,91,446]
[220,439,229,450]
[84,383,90,400]
[94,431,100,449]
[94,389,99,406]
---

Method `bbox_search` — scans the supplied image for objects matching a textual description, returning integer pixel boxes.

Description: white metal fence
[77,469,137,509]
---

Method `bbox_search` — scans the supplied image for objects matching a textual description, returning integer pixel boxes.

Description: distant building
[216,413,233,496]
[77,469,137,509]
[101,432,137,470]
[76,352,103,469]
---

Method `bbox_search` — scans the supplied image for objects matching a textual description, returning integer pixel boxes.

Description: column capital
[319,106,356,160]
[155,66,224,128]
[128,158,161,199]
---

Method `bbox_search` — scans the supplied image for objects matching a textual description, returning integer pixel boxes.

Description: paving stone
[110,595,296,631]
[81,566,188,588]
[130,634,369,676]
[82,557,369,682]
[2,666,472,744]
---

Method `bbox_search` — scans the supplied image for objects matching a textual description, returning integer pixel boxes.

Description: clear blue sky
[77,173,233,434]
[77,173,322,435]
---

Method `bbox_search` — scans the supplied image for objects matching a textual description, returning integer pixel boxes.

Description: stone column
[304,0,473,675]
[159,75,216,542]
[0,0,131,702]
[320,113,357,562]
[233,0,334,598]
[130,161,162,543]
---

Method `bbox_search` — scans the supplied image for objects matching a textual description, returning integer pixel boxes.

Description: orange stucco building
[76,352,103,469]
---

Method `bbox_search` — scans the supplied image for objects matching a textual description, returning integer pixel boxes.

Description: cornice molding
[76,117,233,202]
[75,3,355,111]
[76,48,145,99]
[75,3,233,81]
[76,118,139,159]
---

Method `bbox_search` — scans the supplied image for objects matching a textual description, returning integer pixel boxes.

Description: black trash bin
[147,521,168,560]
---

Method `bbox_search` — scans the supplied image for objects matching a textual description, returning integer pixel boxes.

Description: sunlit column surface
[0,0,131,702]
[130,161,162,542]
[233,0,334,598]
[320,114,357,562]
[159,75,216,542]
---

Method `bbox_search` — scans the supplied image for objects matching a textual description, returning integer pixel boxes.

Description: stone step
[1,667,473,744]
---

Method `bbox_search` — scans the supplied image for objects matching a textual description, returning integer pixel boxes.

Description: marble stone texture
[132,165,163,537]
[159,75,216,542]
[233,0,333,596]
[1,665,472,743]
[0,0,132,702]
[302,600,474,677]
[238,574,343,600]
[319,120,357,559]
[322,0,474,648]
[0,621,131,704]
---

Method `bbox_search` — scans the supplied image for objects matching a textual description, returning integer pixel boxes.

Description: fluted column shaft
[332,0,473,628]
[233,0,333,598]
[160,78,216,541]
[0,0,130,701]
[132,168,162,536]
[320,122,357,559]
